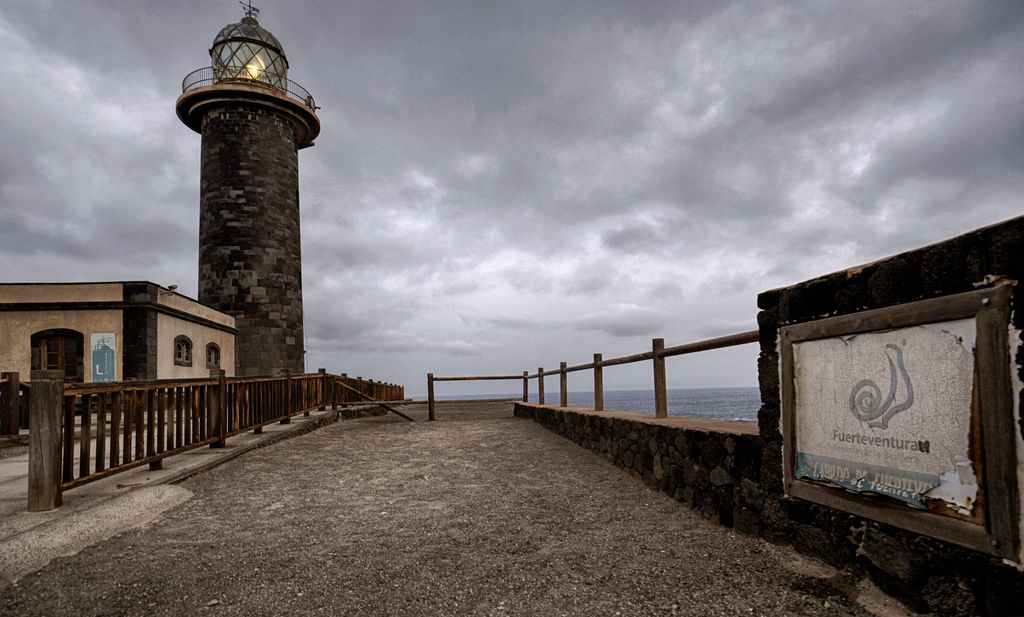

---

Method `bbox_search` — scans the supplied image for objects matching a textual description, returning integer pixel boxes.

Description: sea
[432,386,761,423]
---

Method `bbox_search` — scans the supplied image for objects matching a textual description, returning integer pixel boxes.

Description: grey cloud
[2,1,1021,392]
[572,306,667,338]
[601,221,666,253]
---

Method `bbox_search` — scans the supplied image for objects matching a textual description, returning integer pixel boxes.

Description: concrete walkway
[0,403,911,617]
[0,407,342,586]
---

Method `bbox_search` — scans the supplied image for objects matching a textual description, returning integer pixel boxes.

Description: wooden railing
[23,369,405,510]
[426,373,524,421]
[0,372,30,434]
[427,331,759,420]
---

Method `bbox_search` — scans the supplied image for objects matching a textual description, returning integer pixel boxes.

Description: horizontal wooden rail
[662,330,759,357]
[526,331,758,378]
[431,375,523,382]
[443,329,759,419]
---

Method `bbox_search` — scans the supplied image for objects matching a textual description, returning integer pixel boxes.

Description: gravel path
[0,403,885,616]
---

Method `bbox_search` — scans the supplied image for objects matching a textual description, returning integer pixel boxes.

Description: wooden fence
[0,372,30,434]
[22,369,404,510]
[427,330,759,421]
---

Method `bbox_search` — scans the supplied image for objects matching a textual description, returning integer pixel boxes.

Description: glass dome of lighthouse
[177,2,320,148]
[210,9,289,90]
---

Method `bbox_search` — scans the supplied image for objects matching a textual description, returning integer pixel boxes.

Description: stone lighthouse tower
[176,6,319,376]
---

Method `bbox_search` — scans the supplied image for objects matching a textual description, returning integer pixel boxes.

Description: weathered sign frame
[780,284,1019,559]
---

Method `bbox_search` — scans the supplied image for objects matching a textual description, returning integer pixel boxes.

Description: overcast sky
[1,1,1021,397]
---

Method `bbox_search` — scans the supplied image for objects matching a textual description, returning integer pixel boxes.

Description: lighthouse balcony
[181,66,317,111]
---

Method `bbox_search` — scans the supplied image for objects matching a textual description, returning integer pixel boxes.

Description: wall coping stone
[518,403,759,436]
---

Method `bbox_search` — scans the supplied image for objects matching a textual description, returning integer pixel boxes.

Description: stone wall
[199,104,304,377]
[514,407,764,530]
[518,216,1024,616]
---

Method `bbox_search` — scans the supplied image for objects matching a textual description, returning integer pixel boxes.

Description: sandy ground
[0,403,907,617]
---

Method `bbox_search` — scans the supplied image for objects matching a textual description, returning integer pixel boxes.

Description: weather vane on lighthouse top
[239,0,260,19]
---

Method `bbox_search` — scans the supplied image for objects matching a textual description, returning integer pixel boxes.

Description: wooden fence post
[316,368,327,414]
[653,338,667,418]
[522,371,528,403]
[537,368,545,405]
[146,388,162,470]
[427,373,436,422]
[28,370,62,511]
[559,362,568,407]
[210,369,226,448]
[331,373,338,410]
[19,383,30,430]
[0,372,18,435]
[282,369,292,424]
[593,353,603,411]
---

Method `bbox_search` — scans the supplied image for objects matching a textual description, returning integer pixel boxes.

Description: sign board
[793,320,976,512]
[90,333,116,383]
[780,285,1019,559]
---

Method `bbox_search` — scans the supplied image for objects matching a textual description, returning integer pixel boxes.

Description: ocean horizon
[424,386,761,423]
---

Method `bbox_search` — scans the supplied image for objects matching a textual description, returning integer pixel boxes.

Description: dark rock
[697,439,724,468]
[682,487,694,505]
[834,273,868,314]
[984,560,1024,617]
[695,467,710,489]
[681,460,695,485]
[698,496,719,523]
[760,443,783,493]
[778,288,804,323]
[757,307,778,354]
[739,478,763,509]
[802,277,836,318]
[794,525,836,564]
[733,507,761,537]
[653,454,665,481]
[858,526,927,584]
[921,239,968,294]
[733,437,762,480]
[988,219,1024,278]
[636,450,652,472]
[709,467,733,486]
[922,575,977,617]
[760,496,790,533]
[713,487,735,526]
[668,445,685,466]
[757,288,781,310]
[673,434,688,454]
[867,257,922,307]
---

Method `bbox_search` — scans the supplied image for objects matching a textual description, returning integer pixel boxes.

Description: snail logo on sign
[848,341,914,429]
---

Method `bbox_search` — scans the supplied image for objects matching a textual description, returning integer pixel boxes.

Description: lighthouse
[176,5,319,376]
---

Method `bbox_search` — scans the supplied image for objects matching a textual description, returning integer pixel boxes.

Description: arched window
[174,336,193,367]
[30,329,85,383]
[206,342,221,369]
